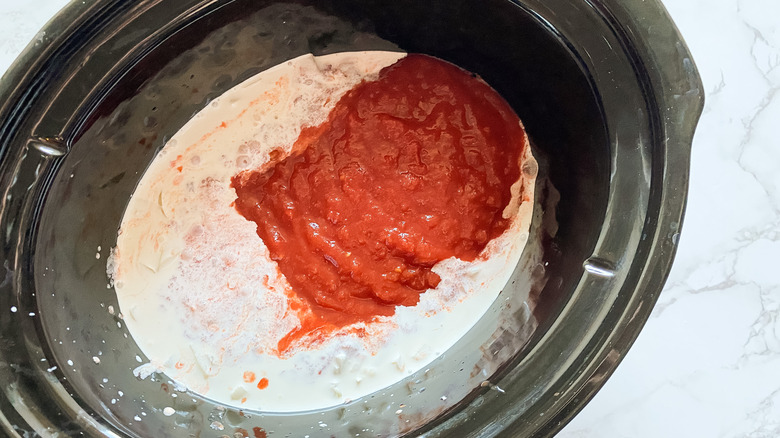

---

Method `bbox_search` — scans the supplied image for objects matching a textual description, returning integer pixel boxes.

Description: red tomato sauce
[231,54,527,352]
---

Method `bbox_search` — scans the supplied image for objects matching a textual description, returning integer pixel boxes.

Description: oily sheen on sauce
[231,55,527,353]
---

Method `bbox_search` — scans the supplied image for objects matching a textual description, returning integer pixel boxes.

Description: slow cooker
[0,0,703,436]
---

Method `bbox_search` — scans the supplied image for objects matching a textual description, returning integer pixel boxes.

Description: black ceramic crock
[0,0,703,436]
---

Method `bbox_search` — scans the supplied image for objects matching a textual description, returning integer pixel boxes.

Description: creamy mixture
[109,51,536,412]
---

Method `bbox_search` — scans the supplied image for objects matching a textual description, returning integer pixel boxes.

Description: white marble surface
[562,0,780,436]
[1,0,778,437]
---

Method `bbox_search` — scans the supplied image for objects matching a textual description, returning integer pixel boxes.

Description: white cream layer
[109,51,536,412]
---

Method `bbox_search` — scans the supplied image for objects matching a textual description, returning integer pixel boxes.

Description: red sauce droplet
[252,427,267,438]
[243,371,256,383]
[232,54,526,353]
[257,377,269,390]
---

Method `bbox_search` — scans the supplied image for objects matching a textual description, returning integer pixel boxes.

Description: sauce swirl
[232,55,527,351]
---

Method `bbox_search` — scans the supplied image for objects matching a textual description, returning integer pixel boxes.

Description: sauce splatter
[257,377,269,390]
[232,54,527,353]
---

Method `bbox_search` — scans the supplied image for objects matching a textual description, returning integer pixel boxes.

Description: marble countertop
[1,0,777,437]
[564,0,780,435]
